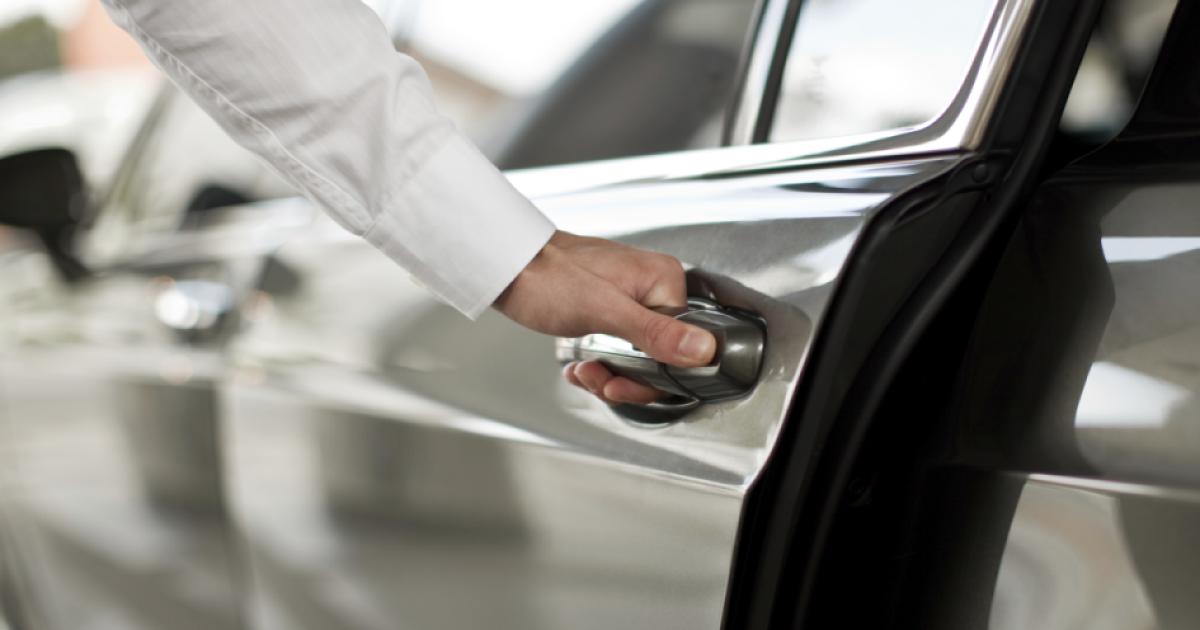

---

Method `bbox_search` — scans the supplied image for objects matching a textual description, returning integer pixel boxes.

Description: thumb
[606,297,717,368]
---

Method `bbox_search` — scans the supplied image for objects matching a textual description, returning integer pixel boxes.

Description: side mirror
[0,148,89,280]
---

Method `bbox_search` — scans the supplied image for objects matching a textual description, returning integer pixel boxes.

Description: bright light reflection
[1102,237,1200,263]
[1077,361,1191,429]
[154,289,202,330]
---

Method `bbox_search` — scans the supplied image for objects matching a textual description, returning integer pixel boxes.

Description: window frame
[731,0,1039,159]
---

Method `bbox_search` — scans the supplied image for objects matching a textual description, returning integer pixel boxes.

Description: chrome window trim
[727,0,789,147]
[728,0,1039,156]
[506,137,957,201]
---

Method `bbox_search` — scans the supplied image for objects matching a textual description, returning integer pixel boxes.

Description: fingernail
[677,329,715,363]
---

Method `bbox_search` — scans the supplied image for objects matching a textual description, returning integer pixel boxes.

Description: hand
[494,231,716,405]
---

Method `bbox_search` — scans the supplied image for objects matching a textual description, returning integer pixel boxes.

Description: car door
[217,0,1088,628]
[950,2,1200,628]
[719,2,1200,629]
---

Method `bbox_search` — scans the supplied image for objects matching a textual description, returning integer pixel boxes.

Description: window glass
[770,0,997,143]
[402,0,760,169]
[1042,0,1175,171]
[1059,0,1176,143]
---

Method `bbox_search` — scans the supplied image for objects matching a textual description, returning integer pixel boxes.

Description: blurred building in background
[59,0,150,70]
[0,0,148,80]
[0,15,60,79]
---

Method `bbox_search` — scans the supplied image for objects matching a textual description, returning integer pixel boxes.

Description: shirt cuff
[362,132,556,319]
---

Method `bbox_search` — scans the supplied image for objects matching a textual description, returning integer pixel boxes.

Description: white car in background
[0,69,155,188]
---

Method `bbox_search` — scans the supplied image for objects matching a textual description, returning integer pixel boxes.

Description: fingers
[562,363,584,388]
[602,297,717,368]
[503,233,710,407]
[602,377,661,405]
[567,361,610,400]
[564,361,662,405]
[638,255,687,309]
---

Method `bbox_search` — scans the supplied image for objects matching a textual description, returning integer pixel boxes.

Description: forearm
[101,0,553,317]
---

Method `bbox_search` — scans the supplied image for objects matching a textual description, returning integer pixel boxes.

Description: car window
[1054,0,1176,154]
[769,0,997,143]
[1033,0,1177,174]
[402,0,760,169]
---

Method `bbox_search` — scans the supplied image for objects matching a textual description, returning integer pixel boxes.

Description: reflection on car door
[0,243,249,629]
[217,0,1051,628]
[221,150,964,630]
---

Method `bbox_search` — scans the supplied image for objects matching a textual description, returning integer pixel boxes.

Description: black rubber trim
[721,0,1106,627]
[722,0,777,147]
[750,0,808,144]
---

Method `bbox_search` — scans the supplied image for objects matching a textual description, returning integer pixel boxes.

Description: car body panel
[221,155,960,629]
[927,4,1200,625]
[992,475,1200,630]
[980,165,1200,630]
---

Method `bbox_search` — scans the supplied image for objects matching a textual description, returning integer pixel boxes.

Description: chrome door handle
[556,298,765,406]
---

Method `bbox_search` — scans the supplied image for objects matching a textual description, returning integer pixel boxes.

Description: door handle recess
[556,298,765,406]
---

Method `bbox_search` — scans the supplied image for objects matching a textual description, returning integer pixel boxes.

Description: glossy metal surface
[555,298,765,405]
[1073,181,1200,486]
[943,146,1200,630]
[219,153,960,630]
[726,0,786,145]
[958,7,1200,619]
[665,305,765,402]
[991,475,1200,630]
[958,173,1200,488]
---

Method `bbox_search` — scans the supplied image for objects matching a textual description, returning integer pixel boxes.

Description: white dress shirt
[100,0,556,318]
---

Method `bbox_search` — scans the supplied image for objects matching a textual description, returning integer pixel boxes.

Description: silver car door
[219,0,1033,628]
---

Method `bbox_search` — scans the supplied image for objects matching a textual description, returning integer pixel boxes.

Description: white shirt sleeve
[100,0,556,319]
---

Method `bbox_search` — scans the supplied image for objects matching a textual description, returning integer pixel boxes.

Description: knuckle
[639,314,678,349]
[634,255,659,275]
[652,254,682,276]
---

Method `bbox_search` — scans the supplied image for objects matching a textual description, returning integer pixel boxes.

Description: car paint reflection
[221,157,958,629]
[991,475,1200,630]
